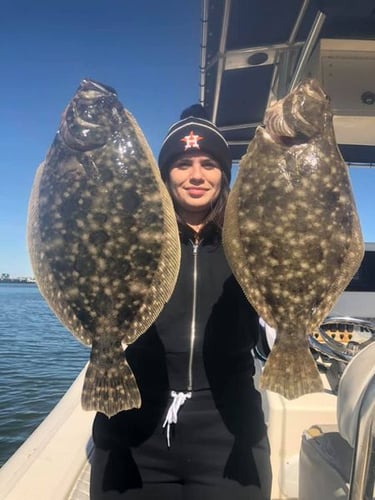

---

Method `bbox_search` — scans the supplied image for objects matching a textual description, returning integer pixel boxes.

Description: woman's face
[168,152,223,222]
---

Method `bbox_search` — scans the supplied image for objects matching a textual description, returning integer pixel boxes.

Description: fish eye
[60,96,116,151]
[79,101,102,123]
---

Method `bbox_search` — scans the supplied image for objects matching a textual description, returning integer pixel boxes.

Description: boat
[0,365,93,499]
[0,1,374,498]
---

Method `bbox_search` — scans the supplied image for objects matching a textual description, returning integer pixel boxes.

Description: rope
[162,391,192,447]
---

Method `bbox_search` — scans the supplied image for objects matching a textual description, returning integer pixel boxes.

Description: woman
[90,108,272,500]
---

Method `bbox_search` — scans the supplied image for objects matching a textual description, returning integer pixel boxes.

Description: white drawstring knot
[162,391,192,447]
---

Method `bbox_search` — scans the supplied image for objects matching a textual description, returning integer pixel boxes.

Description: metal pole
[288,10,326,91]
[271,0,311,100]
[211,0,231,124]
[199,0,209,107]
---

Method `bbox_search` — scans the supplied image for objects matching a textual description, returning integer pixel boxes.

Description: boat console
[299,340,375,500]
[256,315,375,499]
[255,300,375,499]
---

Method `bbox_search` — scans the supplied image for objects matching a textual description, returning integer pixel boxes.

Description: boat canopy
[200,0,375,164]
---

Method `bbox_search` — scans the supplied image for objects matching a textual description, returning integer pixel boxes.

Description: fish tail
[81,358,141,417]
[259,340,323,399]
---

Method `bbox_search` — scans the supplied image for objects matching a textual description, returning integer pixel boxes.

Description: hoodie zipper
[187,240,199,391]
[162,237,200,447]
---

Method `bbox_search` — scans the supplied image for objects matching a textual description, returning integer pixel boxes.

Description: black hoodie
[93,222,266,450]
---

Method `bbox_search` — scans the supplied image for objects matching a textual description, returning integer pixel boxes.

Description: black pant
[90,390,272,499]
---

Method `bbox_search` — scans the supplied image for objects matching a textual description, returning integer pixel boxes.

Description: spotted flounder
[223,79,364,399]
[27,79,180,416]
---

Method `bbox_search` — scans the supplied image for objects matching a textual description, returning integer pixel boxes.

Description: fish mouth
[263,79,328,141]
[260,123,309,147]
[80,79,118,97]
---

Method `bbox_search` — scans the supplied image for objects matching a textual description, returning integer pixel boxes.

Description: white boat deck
[68,455,92,500]
[254,361,338,499]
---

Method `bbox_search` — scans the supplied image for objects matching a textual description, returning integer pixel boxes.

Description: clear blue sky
[1,0,374,278]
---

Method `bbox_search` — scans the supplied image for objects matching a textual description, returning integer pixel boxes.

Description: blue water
[0,284,89,466]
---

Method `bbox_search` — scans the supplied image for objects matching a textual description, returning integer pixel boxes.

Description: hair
[164,173,230,230]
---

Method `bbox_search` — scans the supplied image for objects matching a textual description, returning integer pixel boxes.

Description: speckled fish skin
[27,79,180,417]
[223,79,364,399]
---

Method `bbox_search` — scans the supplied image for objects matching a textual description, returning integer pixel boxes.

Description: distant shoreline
[0,279,36,285]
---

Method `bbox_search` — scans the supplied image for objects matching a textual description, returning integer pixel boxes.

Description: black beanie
[158,112,232,182]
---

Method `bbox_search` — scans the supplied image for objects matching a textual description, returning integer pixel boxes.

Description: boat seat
[299,340,375,500]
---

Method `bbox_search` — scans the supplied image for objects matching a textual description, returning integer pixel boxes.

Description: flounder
[27,79,180,416]
[223,79,364,399]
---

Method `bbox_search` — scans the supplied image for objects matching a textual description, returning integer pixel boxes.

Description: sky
[0,0,374,278]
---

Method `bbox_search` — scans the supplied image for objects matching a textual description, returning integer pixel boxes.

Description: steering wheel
[308,316,375,363]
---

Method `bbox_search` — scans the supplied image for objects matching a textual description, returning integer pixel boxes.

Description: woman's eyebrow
[174,157,193,164]
[201,158,219,165]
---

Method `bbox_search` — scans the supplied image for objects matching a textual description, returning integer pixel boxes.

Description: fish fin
[259,341,323,399]
[81,358,141,417]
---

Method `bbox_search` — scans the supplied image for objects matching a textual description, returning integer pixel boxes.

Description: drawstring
[162,391,192,447]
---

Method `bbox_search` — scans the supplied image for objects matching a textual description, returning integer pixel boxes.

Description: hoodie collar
[178,221,221,246]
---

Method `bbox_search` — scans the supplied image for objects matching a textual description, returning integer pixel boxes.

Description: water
[0,284,89,466]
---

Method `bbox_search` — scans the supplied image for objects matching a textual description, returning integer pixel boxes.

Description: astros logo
[180,130,203,150]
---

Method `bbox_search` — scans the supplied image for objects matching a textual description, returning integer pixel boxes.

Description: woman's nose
[190,162,204,180]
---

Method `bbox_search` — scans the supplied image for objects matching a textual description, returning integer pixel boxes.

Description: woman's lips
[186,188,207,197]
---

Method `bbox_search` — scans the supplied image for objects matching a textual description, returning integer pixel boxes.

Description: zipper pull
[189,237,200,254]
